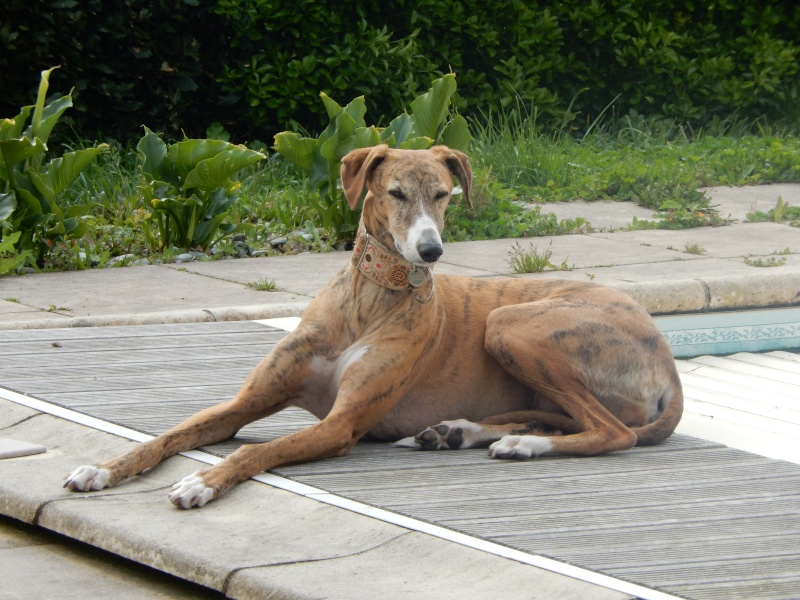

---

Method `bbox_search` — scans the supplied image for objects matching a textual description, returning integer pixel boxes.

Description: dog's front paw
[169,473,216,509]
[63,465,111,491]
[488,435,553,460]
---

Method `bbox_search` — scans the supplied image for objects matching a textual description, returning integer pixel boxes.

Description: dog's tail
[631,376,684,446]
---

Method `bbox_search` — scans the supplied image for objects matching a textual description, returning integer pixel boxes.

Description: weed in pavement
[507,241,572,274]
[246,277,279,291]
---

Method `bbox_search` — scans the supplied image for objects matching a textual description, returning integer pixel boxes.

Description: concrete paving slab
[163,252,349,297]
[535,199,658,230]
[0,306,71,324]
[0,413,192,522]
[1,265,306,318]
[0,399,630,599]
[700,183,800,221]
[0,400,39,428]
[38,485,406,593]
[531,254,800,284]
[228,529,629,600]
[440,235,704,273]
[0,516,223,599]
[588,222,799,258]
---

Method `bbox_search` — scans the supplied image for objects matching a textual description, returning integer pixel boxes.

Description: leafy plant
[744,255,787,267]
[0,232,31,275]
[274,74,471,242]
[0,67,108,267]
[136,127,265,251]
[747,197,800,225]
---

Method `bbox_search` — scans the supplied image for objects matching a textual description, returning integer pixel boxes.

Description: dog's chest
[295,344,369,418]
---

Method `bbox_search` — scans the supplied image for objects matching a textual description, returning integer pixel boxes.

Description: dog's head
[341,144,472,265]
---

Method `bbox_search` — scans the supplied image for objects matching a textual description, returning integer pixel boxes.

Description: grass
[683,242,706,255]
[507,241,572,274]
[6,111,799,273]
[246,277,279,291]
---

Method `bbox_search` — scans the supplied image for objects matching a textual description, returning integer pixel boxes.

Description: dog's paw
[413,419,483,450]
[63,465,111,491]
[169,473,216,509]
[488,435,553,460]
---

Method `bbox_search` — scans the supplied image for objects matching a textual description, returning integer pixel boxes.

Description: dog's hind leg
[398,411,581,450]
[481,299,660,459]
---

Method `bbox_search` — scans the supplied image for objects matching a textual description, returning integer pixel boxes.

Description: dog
[64,144,683,508]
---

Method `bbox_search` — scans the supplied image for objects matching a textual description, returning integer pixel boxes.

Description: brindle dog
[65,145,683,508]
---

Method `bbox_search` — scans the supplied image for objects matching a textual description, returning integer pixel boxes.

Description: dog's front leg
[64,331,317,493]
[169,341,424,508]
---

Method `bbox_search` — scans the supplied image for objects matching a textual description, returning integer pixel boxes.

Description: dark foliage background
[2,0,797,144]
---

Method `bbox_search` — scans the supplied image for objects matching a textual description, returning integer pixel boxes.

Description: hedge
[1,0,797,144]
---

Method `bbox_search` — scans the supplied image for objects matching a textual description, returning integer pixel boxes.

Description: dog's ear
[430,146,473,208]
[341,144,389,210]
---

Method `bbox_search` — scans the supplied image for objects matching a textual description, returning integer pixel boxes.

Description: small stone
[251,249,268,257]
[173,253,195,263]
[232,233,247,242]
[270,237,288,248]
[108,254,136,266]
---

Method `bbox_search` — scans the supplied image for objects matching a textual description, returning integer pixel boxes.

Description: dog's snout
[418,240,443,263]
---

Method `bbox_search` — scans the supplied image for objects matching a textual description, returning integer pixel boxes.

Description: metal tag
[408,267,427,287]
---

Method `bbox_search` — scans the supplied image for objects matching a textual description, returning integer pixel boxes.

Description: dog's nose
[418,241,443,263]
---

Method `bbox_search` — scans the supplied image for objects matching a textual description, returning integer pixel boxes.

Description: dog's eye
[434,191,449,200]
[389,189,406,201]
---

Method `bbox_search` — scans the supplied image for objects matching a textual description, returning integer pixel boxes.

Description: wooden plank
[1,322,799,600]
[690,355,800,385]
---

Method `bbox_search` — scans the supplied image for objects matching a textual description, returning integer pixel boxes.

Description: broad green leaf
[167,139,233,180]
[184,147,265,190]
[0,231,21,253]
[319,111,358,162]
[440,115,472,152]
[381,113,414,146]
[342,96,368,128]
[31,67,58,140]
[0,193,16,220]
[25,95,72,145]
[352,126,381,150]
[409,74,457,140]
[137,127,170,182]
[15,188,43,215]
[398,136,434,150]
[0,137,46,172]
[64,203,94,218]
[192,213,228,249]
[31,145,107,201]
[0,106,32,141]
[273,133,316,172]
[0,251,30,275]
[320,93,344,120]
[202,188,237,219]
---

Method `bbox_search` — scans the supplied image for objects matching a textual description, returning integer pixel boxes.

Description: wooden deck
[1,321,799,600]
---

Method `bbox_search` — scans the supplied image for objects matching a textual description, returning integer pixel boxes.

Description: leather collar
[351,229,435,303]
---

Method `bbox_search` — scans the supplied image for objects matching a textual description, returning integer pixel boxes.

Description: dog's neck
[351,228,435,303]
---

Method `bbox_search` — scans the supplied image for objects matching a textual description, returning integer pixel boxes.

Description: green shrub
[1,1,797,145]
[0,0,230,143]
